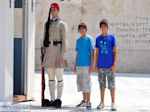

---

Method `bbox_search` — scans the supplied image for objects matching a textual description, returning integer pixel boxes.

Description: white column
[0,0,14,106]
[23,0,35,100]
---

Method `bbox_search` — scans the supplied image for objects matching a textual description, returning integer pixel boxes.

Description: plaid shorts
[98,68,115,90]
[77,67,91,93]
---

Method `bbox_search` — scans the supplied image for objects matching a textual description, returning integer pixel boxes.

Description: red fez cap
[50,3,59,9]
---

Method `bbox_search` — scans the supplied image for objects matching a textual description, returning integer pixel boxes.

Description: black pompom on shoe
[54,99,62,108]
[42,99,50,107]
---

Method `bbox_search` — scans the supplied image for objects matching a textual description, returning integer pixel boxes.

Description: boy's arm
[111,46,117,73]
[89,50,94,74]
[95,48,99,73]
[74,52,78,74]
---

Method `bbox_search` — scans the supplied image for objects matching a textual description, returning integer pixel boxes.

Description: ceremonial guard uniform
[42,3,68,108]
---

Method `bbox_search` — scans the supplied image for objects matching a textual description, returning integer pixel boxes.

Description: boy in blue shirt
[95,19,117,111]
[74,23,95,110]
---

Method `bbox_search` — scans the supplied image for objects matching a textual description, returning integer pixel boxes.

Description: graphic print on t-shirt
[100,40,108,54]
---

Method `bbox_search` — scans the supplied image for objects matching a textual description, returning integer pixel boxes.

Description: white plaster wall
[0,0,14,106]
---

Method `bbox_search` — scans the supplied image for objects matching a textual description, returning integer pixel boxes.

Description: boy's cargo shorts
[77,67,91,93]
[98,68,115,90]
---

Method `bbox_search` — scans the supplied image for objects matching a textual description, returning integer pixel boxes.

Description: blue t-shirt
[76,35,95,67]
[95,34,117,68]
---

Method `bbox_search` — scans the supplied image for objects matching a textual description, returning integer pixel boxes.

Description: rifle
[41,8,51,107]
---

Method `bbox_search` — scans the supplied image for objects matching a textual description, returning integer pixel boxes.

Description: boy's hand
[111,64,116,73]
[89,67,93,74]
[95,67,99,73]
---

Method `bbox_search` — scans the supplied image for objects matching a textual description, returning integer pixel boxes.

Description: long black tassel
[44,8,51,47]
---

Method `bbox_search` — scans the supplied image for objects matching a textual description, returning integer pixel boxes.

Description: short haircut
[99,19,108,27]
[78,23,87,31]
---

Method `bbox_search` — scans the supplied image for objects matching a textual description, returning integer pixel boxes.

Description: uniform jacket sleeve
[60,21,68,59]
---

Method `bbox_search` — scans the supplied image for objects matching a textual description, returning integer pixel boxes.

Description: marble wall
[34,0,150,73]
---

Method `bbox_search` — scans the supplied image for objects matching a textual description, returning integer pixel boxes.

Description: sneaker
[111,103,117,111]
[76,100,86,107]
[97,102,104,109]
[86,102,91,110]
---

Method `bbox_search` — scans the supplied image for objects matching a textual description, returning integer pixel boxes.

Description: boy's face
[78,27,87,35]
[51,8,59,18]
[100,24,108,32]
